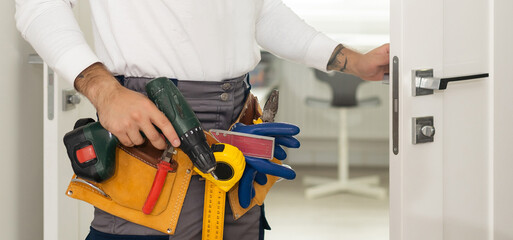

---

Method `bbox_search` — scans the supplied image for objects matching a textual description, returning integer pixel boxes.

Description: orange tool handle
[142,161,173,215]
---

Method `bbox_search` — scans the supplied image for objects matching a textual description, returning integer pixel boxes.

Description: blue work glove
[231,122,300,208]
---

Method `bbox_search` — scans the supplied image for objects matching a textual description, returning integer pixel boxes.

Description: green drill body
[146,77,217,174]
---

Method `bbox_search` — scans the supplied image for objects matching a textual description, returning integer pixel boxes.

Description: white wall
[0,1,44,239]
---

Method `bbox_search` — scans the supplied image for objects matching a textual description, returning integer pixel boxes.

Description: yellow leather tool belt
[65,93,282,235]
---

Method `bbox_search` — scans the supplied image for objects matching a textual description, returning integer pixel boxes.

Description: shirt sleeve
[15,0,99,84]
[256,0,339,72]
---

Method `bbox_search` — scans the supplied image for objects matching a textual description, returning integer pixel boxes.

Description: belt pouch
[226,93,284,220]
[65,140,195,235]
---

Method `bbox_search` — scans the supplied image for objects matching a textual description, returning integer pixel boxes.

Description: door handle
[412,69,489,96]
[63,89,81,111]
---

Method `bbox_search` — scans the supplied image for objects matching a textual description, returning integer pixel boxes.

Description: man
[16,0,389,239]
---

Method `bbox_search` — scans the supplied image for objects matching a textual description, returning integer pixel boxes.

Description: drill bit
[210,171,219,180]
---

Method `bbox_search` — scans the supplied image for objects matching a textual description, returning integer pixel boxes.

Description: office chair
[303,69,387,199]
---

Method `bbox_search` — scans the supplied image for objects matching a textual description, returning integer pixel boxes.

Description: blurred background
[0,0,390,239]
[252,1,390,239]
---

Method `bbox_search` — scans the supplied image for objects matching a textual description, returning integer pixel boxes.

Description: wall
[0,1,44,239]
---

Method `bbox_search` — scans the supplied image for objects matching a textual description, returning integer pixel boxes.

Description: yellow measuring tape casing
[194,143,246,192]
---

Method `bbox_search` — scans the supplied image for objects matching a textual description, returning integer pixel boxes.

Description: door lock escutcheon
[413,116,435,144]
[412,69,489,96]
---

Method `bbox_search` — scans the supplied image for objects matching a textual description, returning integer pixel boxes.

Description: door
[390,0,513,239]
[43,2,97,240]
[43,64,96,240]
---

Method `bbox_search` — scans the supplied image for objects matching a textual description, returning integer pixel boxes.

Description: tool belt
[65,93,281,235]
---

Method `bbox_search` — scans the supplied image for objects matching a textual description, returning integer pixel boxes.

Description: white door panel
[442,1,490,239]
[443,81,489,239]
[493,1,513,239]
[444,0,488,73]
[391,0,494,239]
[43,65,96,240]
[391,0,445,239]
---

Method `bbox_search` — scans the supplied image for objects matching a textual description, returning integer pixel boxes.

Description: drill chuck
[179,126,216,173]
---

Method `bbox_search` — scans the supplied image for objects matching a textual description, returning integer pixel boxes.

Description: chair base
[303,175,387,199]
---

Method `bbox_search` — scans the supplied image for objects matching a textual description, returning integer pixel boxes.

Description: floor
[264,166,389,240]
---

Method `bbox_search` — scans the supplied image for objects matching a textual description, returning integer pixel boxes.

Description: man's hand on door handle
[327,43,390,81]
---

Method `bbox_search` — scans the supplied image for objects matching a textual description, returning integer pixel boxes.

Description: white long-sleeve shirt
[15,0,339,84]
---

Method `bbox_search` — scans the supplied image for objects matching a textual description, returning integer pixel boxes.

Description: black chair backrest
[314,70,364,107]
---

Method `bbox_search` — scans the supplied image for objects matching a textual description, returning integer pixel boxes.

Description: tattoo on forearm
[327,44,348,72]
[339,57,348,72]
[74,72,91,94]
[328,44,344,67]
[73,62,116,102]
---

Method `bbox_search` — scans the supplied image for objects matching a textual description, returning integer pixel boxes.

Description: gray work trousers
[88,75,262,240]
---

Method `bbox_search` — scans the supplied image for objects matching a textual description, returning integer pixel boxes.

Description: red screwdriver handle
[142,161,173,215]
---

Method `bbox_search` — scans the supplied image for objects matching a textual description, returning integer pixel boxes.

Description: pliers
[142,144,176,215]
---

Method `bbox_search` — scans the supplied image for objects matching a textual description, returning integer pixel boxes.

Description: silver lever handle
[413,69,489,96]
[418,73,489,90]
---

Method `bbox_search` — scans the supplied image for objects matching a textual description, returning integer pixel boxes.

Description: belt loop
[244,73,252,100]
[243,73,252,103]
[245,73,252,92]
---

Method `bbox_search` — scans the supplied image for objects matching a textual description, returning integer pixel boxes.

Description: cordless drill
[145,77,217,175]
[63,120,118,182]
[64,77,217,182]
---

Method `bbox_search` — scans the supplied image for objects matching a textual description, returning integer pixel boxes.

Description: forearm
[327,44,362,75]
[74,63,122,109]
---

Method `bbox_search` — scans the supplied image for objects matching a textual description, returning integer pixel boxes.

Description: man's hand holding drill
[74,62,180,150]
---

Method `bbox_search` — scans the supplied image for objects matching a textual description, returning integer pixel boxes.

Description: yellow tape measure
[194,143,245,240]
[203,181,226,239]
